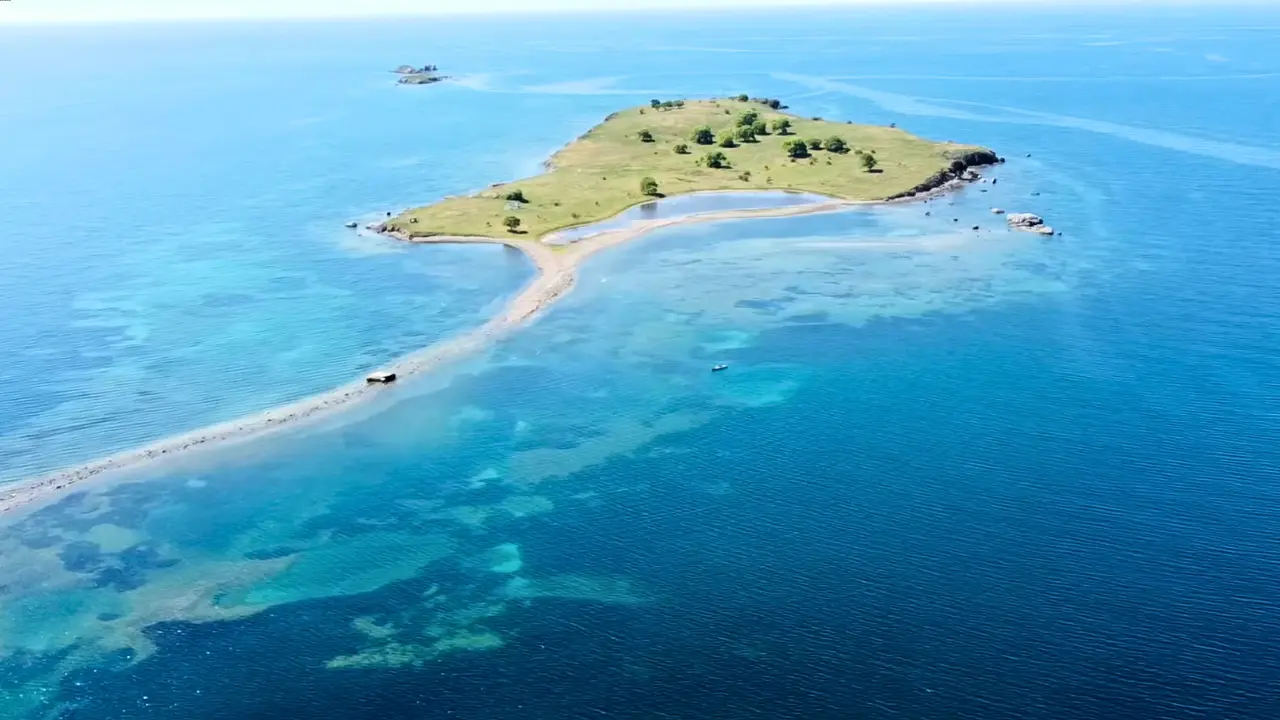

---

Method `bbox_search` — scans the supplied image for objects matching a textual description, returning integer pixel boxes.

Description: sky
[0,0,1118,24]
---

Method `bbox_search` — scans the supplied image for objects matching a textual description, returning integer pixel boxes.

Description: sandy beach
[0,197,861,517]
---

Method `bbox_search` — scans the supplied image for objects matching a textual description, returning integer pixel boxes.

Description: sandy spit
[0,198,864,517]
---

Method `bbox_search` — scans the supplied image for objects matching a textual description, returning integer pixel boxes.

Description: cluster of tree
[691,126,716,145]
[504,189,527,203]
[638,129,655,143]
[421,64,439,73]
[702,151,730,169]
[737,111,759,128]
[734,126,758,143]
[649,99,686,111]
[733,94,785,109]
[771,118,792,135]
[640,176,660,196]
[782,139,810,159]
[781,136,858,160]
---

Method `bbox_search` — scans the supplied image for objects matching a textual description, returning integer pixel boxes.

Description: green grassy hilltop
[387,98,991,240]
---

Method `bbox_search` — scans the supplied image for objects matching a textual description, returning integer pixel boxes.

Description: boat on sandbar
[711,364,728,372]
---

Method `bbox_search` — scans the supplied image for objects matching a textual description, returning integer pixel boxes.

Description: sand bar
[0,197,870,517]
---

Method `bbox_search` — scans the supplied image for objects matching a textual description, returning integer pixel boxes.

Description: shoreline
[0,194,875,517]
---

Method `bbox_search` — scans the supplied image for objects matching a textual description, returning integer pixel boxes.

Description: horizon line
[3,0,1272,26]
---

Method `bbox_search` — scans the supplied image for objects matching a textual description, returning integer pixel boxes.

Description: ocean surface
[2,6,1280,719]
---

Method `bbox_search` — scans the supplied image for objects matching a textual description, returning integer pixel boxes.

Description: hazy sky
[1,0,1083,24]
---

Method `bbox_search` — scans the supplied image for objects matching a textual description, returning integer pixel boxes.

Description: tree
[503,216,522,233]
[735,93,749,102]
[638,129,654,143]
[691,126,715,145]
[825,136,848,153]
[703,151,729,169]
[650,99,661,109]
[772,118,792,135]
[674,100,685,108]
[640,176,659,196]
[783,139,809,159]
[673,142,690,154]
[861,152,879,171]
[751,120,769,137]
[503,189,526,203]
[735,126,756,143]
[719,134,737,148]
[806,137,823,151]
[737,110,759,128]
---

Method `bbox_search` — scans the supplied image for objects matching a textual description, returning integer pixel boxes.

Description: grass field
[387,98,988,240]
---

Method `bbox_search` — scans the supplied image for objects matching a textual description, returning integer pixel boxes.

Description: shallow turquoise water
[3,7,1280,719]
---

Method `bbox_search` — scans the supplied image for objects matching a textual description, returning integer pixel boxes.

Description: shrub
[674,100,685,108]
[783,139,809,159]
[719,134,737,148]
[640,176,659,196]
[735,93,749,102]
[751,120,769,136]
[691,126,715,145]
[737,110,759,127]
[824,136,848,153]
[806,137,823,151]
[734,126,756,143]
[503,189,526,203]
[638,129,654,142]
[738,171,752,182]
[503,216,521,232]
[861,153,879,171]
[650,99,661,109]
[673,142,690,154]
[771,118,792,135]
[703,151,729,169]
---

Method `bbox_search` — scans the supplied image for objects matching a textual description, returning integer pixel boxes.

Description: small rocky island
[394,64,449,85]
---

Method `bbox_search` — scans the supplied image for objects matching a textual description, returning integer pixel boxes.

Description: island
[381,97,998,240]
[394,64,450,85]
[0,96,999,518]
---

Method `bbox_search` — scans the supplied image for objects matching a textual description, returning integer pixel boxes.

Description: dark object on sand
[366,372,397,384]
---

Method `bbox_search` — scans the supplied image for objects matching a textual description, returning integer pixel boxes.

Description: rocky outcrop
[398,73,449,85]
[885,148,1002,201]
[1007,213,1055,235]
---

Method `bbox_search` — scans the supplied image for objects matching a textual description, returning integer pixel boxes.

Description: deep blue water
[3,6,1280,719]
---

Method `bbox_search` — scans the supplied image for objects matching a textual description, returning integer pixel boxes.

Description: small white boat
[711,364,728,372]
